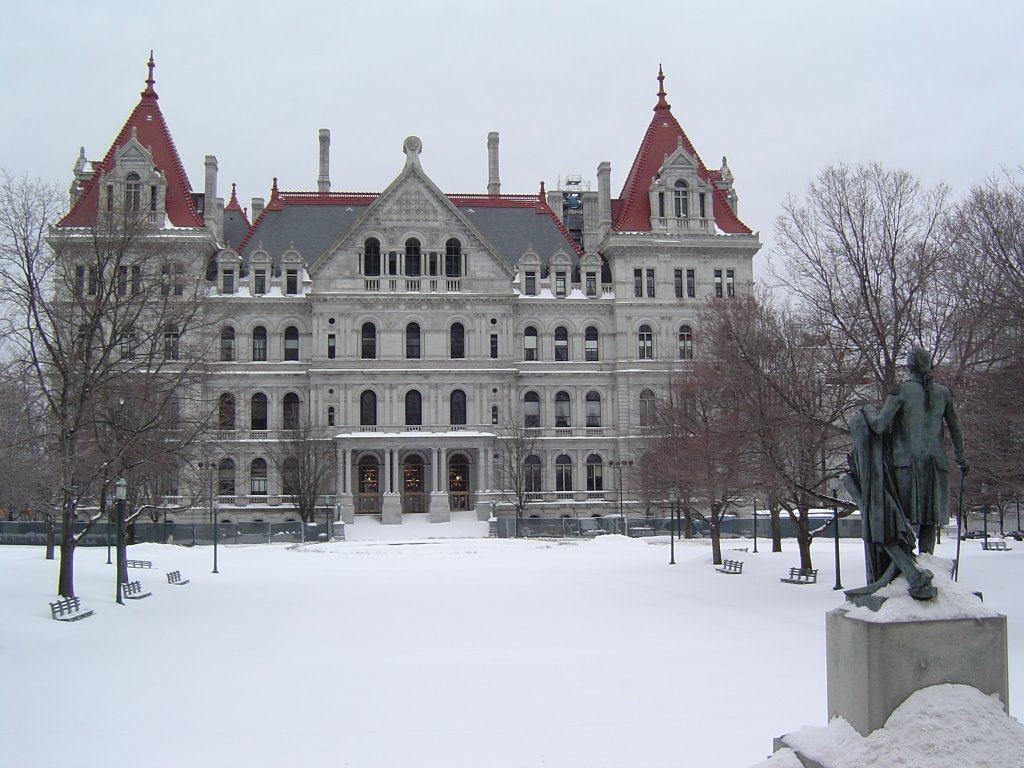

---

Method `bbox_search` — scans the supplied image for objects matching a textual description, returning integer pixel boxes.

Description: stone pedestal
[826,607,1008,736]
[381,493,402,524]
[429,493,450,523]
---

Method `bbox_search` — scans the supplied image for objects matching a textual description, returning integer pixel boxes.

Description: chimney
[251,197,265,221]
[318,129,331,193]
[204,155,222,240]
[597,161,612,236]
[487,132,500,195]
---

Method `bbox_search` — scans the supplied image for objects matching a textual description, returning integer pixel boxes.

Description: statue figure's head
[906,347,933,377]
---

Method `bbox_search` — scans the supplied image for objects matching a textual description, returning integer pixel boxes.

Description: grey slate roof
[223,209,251,251]
[455,204,578,268]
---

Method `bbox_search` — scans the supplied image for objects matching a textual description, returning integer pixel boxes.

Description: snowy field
[2,515,1020,768]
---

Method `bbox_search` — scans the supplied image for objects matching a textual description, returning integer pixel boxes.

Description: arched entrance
[402,454,426,513]
[356,454,381,514]
[448,453,470,510]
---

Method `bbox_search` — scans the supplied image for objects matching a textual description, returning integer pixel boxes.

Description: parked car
[961,530,989,540]
[1004,530,1024,541]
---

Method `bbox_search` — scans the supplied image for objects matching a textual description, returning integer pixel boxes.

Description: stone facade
[57,59,761,525]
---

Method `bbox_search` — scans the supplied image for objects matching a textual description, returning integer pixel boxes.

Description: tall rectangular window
[327,334,336,359]
[657,192,665,218]
[490,334,498,359]
[586,272,597,297]
[686,269,696,298]
[118,265,129,296]
[222,269,234,295]
[75,266,86,297]
[106,185,114,212]
[254,269,266,295]
[285,269,298,295]
[150,186,158,212]
[555,272,566,297]
[646,268,656,298]
[726,269,735,298]
[131,265,141,295]
[525,271,537,296]
[634,268,643,298]
[674,269,683,299]
[699,192,707,219]
[88,267,98,296]
[714,269,723,298]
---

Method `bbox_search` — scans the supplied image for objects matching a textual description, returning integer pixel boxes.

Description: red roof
[58,55,204,228]
[613,68,751,235]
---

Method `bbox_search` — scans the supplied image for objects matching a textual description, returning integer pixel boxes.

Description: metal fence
[493,514,864,540]
[0,520,332,547]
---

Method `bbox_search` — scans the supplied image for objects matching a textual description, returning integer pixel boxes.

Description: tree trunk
[683,508,695,538]
[770,508,782,552]
[710,516,723,565]
[45,515,56,560]
[58,538,76,597]
[796,517,813,569]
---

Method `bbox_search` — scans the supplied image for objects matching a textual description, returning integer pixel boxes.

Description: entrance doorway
[357,455,380,514]
[448,454,470,510]
[402,455,426,513]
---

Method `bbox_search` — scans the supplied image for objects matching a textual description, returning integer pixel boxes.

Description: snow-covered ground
[2,515,1020,768]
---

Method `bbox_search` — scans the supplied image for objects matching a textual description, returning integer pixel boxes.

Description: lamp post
[832,486,842,591]
[752,498,759,554]
[115,478,127,605]
[982,503,989,540]
[199,461,219,574]
[609,459,634,535]
[668,485,679,565]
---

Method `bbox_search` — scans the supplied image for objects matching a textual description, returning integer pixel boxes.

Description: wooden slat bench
[49,596,94,622]
[126,559,153,569]
[982,540,1011,551]
[166,570,190,585]
[123,580,152,600]
[716,559,743,575]
[781,567,818,585]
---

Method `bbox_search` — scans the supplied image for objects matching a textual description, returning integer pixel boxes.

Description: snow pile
[757,684,1024,768]
[844,554,1000,623]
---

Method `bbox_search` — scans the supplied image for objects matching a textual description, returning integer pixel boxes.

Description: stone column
[430,446,449,523]
[381,447,402,524]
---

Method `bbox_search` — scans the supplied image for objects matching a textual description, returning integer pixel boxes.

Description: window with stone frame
[554,326,569,361]
[252,326,268,361]
[406,323,421,359]
[638,324,654,360]
[405,390,422,426]
[250,459,268,496]
[284,326,300,361]
[678,325,694,360]
[584,326,599,361]
[555,454,573,492]
[523,326,538,361]
[585,391,601,427]
[361,322,377,360]
[554,391,571,428]
[250,393,268,430]
[363,238,381,276]
[586,454,604,491]
[639,389,657,427]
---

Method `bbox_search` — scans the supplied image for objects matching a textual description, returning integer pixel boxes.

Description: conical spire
[142,51,158,99]
[655,64,670,111]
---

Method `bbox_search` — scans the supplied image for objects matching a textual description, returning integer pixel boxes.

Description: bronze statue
[842,347,968,607]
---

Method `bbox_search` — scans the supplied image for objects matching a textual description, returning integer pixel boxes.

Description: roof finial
[142,51,158,99]
[655,63,670,110]
[539,180,546,198]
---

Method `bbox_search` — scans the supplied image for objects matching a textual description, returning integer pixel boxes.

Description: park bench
[716,559,743,575]
[781,567,818,585]
[166,570,190,585]
[126,559,153,569]
[982,540,1011,551]
[49,596,94,622]
[123,580,152,600]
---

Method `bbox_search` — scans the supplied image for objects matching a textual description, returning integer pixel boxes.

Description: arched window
[220,327,235,361]
[584,326,599,362]
[405,238,421,277]
[363,238,381,276]
[586,454,604,491]
[555,454,573,492]
[282,458,299,497]
[450,322,465,359]
[283,392,301,430]
[406,323,421,359]
[361,322,376,360]
[125,172,141,212]
[585,391,601,427]
[360,390,377,426]
[445,238,462,278]
[525,455,542,493]
[250,458,268,496]
[554,326,569,361]
[639,389,657,427]
[678,325,694,360]
[284,326,299,361]
[405,390,422,426]
[638,324,654,360]
[217,458,235,497]
[450,389,467,425]
[252,326,268,362]
[218,393,236,430]
[250,393,268,430]
[524,326,538,361]
[327,406,335,427]
[554,391,571,428]
[524,391,540,428]
[673,180,688,218]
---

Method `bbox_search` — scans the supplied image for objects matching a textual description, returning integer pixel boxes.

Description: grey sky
[5,1,1021,274]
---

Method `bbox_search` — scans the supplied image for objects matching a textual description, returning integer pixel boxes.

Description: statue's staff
[953,468,966,582]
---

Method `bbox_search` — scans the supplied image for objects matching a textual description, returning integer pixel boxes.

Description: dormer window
[673,180,688,218]
[125,173,141,212]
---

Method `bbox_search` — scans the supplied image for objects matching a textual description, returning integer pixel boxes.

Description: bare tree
[0,170,218,596]
[495,394,540,519]
[272,420,337,525]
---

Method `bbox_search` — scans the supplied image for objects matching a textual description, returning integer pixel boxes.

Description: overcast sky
[5,1,1021,275]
